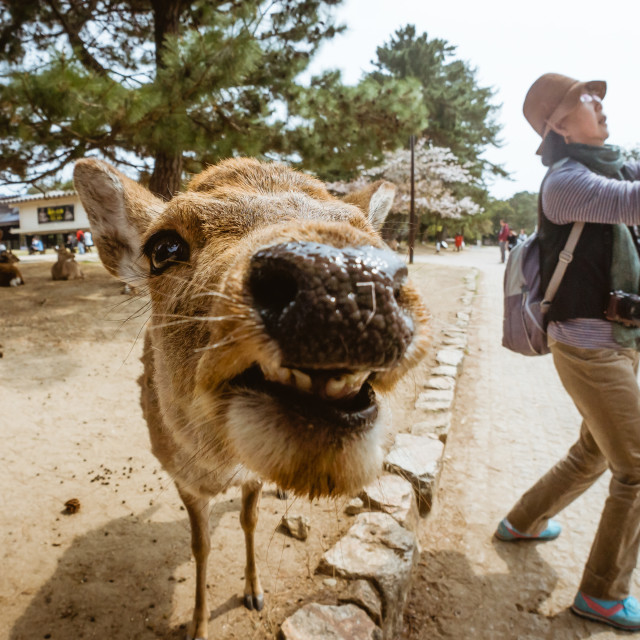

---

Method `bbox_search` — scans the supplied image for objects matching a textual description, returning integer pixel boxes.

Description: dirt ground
[0,250,471,640]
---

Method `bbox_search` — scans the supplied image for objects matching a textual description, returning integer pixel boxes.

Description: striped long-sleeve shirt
[542,158,640,349]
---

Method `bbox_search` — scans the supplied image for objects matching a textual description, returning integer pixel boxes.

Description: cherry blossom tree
[330,141,480,216]
[328,139,482,244]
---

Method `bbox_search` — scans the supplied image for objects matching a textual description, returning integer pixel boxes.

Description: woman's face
[552,94,609,146]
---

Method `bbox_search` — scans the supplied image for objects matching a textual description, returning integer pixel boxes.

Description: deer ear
[342,180,397,231]
[73,159,162,283]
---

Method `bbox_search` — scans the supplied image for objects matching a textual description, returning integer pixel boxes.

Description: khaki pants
[507,339,640,600]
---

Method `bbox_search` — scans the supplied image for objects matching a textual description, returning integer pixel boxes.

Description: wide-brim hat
[523,73,606,154]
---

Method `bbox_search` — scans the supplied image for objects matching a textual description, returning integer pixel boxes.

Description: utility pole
[408,134,416,264]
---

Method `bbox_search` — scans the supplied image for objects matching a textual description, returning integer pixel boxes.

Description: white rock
[442,336,467,348]
[431,365,458,377]
[384,433,444,515]
[424,376,455,391]
[280,514,311,541]
[360,474,418,531]
[318,512,417,640]
[412,412,452,441]
[442,326,466,335]
[436,349,464,368]
[415,389,454,411]
[281,603,381,640]
[345,497,365,516]
[339,580,383,625]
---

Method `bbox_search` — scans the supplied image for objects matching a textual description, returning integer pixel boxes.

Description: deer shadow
[9,499,243,640]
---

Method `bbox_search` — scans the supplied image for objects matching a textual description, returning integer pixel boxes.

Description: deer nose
[248,242,413,369]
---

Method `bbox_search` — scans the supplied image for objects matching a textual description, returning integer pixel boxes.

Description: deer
[0,250,24,287]
[73,157,430,640]
[51,247,85,280]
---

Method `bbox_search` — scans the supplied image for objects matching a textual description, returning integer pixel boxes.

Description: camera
[606,290,640,328]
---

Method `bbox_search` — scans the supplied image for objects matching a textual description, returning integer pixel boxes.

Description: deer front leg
[240,478,264,610]
[179,489,211,640]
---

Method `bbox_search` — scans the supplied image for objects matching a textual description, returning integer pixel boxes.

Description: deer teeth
[324,371,370,399]
[259,364,289,385]
[261,365,311,392]
[325,376,347,398]
[259,365,369,398]
[291,369,312,392]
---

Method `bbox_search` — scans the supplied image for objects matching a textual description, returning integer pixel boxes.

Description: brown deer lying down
[51,247,85,280]
[0,250,24,287]
[73,157,429,640]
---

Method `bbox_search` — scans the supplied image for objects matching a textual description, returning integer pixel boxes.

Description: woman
[495,73,640,631]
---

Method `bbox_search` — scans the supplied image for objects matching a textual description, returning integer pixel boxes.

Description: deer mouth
[228,364,378,433]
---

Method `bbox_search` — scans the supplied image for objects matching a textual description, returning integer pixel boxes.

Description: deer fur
[0,250,24,287]
[51,247,85,280]
[73,157,429,640]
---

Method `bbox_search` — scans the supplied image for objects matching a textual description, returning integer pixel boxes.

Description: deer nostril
[249,266,299,321]
[393,268,408,300]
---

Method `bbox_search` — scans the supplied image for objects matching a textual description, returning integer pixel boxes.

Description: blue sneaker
[572,591,640,631]
[494,517,561,542]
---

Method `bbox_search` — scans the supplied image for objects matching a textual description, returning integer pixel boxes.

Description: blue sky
[308,0,639,199]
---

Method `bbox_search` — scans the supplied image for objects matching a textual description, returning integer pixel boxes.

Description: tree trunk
[149,151,184,201]
[149,1,186,200]
[152,0,183,67]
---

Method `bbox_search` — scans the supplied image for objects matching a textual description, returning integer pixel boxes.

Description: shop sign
[37,204,74,224]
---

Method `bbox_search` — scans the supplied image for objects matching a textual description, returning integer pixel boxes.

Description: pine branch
[43,0,109,77]
[1,146,80,186]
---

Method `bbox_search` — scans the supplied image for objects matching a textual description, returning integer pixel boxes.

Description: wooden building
[3,190,90,251]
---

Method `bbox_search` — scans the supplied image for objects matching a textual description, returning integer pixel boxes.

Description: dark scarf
[566,143,626,178]
[565,143,640,348]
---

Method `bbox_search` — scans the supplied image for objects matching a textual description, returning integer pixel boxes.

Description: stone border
[280,269,478,640]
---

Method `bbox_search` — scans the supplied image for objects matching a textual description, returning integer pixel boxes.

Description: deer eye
[144,231,190,275]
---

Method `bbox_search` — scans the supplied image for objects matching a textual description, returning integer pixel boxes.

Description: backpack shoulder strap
[541,222,585,309]
[538,159,585,310]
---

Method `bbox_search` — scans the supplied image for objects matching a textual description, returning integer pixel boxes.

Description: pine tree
[0,0,347,198]
[285,70,428,182]
[370,25,502,177]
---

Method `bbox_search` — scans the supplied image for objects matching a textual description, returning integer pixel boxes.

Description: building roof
[0,200,19,226]
[0,210,19,225]
[1,190,77,205]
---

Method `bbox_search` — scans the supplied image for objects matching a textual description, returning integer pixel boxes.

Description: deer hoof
[244,593,264,611]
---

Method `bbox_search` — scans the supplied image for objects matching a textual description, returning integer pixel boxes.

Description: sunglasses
[580,93,603,105]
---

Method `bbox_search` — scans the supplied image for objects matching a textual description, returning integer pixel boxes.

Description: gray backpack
[502,222,584,356]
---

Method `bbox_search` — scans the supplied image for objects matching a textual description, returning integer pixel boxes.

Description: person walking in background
[84,229,94,252]
[435,224,445,253]
[455,232,464,251]
[498,219,510,263]
[518,228,527,244]
[495,72,640,632]
[76,229,85,254]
